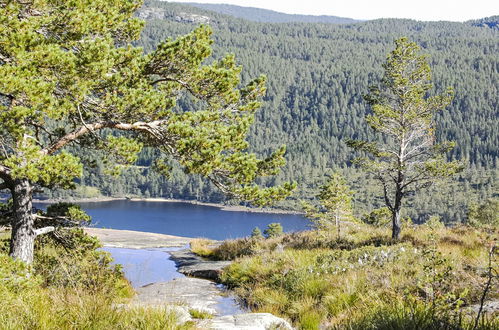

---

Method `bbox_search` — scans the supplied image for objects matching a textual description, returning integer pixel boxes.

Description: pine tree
[250,226,264,239]
[263,223,283,238]
[0,0,294,264]
[302,172,354,238]
[347,38,463,239]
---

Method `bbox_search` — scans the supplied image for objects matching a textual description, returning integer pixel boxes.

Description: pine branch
[41,120,170,155]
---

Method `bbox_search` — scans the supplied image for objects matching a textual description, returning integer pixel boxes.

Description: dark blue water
[79,200,308,240]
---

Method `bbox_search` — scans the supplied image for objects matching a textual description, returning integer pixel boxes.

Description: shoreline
[84,227,192,249]
[33,196,303,215]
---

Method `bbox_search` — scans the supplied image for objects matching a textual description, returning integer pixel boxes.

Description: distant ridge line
[178,2,360,24]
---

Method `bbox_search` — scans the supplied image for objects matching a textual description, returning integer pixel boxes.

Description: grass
[189,238,218,258]
[189,308,214,319]
[203,223,499,329]
[0,228,193,330]
[0,285,194,329]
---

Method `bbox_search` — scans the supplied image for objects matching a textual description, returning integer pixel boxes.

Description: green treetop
[0,0,294,264]
[302,172,355,238]
[347,37,463,240]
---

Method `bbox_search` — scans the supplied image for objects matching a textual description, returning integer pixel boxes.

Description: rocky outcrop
[136,7,167,20]
[84,228,191,249]
[102,230,292,328]
[130,277,294,329]
[136,7,210,24]
[131,277,223,314]
[169,249,231,281]
[202,313,293,330]
[175,12,210,24]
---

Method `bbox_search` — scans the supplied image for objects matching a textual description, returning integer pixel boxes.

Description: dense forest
[48,1,498,224]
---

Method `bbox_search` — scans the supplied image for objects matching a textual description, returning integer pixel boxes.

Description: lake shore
[84,227,192,249]
[34,196,303,215]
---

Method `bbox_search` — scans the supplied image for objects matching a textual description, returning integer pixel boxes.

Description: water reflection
[103,246,186,288]
[104,246,246,316]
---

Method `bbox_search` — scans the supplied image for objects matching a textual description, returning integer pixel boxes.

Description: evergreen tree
[250,226,264,239]
[263,222,283,238]
[0,0,293,264]
[361,207,391,227]
[302,172,354,237]
[347,38,463,239]
[467,198,499,227]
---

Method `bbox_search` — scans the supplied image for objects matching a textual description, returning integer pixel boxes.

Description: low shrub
[0,230,190,329]
[33,228,132,298]
[219,225,498,328]
[190,238,217,258]
[339,297,499,330]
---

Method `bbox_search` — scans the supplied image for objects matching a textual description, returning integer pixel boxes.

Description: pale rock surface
[169,249,232,281]
[84,227,191,248]
[131,277,221,314]
[201,313,293,330]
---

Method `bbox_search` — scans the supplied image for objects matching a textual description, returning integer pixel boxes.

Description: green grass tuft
[218,224,499,328]
[189,308,214,319]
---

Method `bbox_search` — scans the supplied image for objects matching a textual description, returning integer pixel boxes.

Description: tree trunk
[9,179,36,264]
[392,207,402,240]
[335,210,340,239]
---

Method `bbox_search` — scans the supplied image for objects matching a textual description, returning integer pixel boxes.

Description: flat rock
[130,277,222,314]
[162,305,193,324]
[84,228,191,249]
[201,313,293,330]
[469,299,499,315]
[169,249,232,281]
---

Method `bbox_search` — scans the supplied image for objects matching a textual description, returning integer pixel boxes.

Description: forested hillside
[181,2,359,23]
[56,1,498,224]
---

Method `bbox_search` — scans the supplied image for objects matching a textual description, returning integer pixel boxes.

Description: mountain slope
[467,15,499,29]
[72,1,498,224]
[180,2,359,24]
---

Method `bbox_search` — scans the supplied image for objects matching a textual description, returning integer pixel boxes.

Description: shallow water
[104,246,245,316]
[102,246,186,288]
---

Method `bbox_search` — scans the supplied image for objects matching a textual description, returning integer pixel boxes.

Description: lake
[79,200,308,240]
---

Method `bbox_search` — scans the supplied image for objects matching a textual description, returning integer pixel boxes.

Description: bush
[220,225,498,328]
[264,223,283,238]
[190,238,216,258]
[34,228,131,297]
[0,230,190,329]
[251,227,264,239]
[425,215,445,229]
[361,207,391,227]
[467,198,499,228]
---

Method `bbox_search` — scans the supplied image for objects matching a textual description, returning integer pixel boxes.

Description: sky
[176,0,499,22]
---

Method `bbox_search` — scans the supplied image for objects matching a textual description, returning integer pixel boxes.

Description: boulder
[169,249,232,281]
